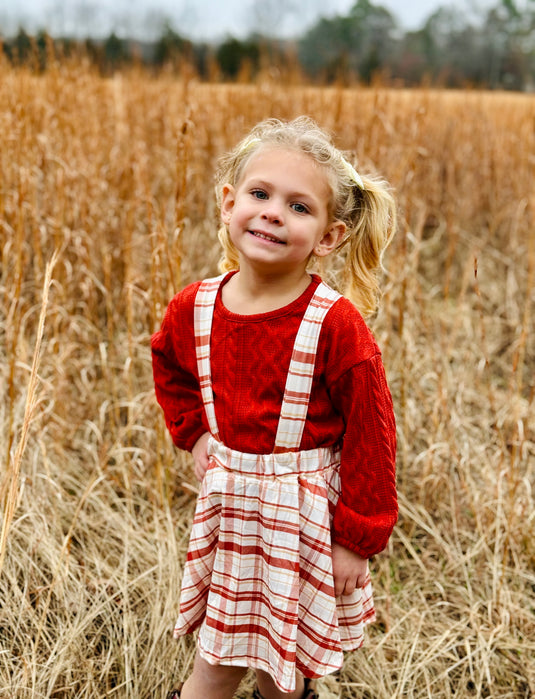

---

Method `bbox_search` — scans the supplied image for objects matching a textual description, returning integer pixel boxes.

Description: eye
[291,202,309,214]
[251,189,268,200]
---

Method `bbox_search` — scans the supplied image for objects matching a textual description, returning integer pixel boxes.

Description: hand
[331,542,368,596]
[191,432,211,482]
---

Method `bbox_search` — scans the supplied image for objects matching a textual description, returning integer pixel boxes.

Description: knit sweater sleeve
[319,298,397,559]
[330,352,398,558]
[150,284,209,452]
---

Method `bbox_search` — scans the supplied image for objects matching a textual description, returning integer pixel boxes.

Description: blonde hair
[215,116,396,317]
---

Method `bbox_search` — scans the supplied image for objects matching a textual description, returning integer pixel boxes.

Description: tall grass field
[1,56,534,698]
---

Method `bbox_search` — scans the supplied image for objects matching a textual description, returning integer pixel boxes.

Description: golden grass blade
[0,249,59,575]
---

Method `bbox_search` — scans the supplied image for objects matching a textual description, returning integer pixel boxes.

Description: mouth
[249,230,286,244]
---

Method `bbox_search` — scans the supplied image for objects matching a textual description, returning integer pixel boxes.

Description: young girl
[152,117,398,699]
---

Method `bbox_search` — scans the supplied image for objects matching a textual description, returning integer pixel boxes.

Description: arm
[151,292,209,452]
[331,353,398,560]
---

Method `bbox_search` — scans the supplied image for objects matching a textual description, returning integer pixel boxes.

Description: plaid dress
[174,275,375,692]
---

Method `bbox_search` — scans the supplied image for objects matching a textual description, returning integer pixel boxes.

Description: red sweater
[151,273,397,559]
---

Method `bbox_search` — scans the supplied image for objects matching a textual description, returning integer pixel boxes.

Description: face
[221,147,345,277]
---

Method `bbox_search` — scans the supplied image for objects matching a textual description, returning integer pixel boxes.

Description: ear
[314,221,346,257]
[220,184,236,224]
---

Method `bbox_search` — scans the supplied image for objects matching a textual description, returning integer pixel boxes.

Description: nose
[261,200,283,224]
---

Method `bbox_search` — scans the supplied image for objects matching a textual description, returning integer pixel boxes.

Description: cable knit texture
[151,273,397,558]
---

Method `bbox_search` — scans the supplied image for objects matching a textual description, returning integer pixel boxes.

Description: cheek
[231,203,253,227]
[227,213,247,242]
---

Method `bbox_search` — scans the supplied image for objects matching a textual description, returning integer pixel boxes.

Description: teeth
[251,231,283,243]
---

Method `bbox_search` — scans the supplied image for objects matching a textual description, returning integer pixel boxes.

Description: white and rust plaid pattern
[193,275,225,440]
[174,277,375,692]
[274,283,342,452]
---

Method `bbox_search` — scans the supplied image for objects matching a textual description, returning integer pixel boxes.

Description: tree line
[2,0,534,90]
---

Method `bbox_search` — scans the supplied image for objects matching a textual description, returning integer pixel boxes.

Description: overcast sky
[0,0,497,39]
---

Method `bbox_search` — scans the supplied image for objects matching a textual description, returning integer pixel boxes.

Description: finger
[342,579,356,596]
[334,578,346,597]
[355,573,368,589]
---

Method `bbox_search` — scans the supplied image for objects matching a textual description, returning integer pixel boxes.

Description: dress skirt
[174,436,375,693]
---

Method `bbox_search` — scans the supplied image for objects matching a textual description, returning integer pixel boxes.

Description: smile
[249,230,286,244]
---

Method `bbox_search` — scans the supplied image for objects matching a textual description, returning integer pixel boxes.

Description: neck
[222,265,312,315]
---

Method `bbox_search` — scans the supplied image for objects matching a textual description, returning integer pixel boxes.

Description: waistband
[207,435,339,478]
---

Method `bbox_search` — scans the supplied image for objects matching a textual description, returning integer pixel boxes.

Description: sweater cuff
[332,498,397,559]
[179,425,210,453]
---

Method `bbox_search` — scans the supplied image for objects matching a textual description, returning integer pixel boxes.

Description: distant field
[0,59,534,697]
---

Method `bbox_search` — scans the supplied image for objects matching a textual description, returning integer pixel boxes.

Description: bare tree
[247,0,330,37]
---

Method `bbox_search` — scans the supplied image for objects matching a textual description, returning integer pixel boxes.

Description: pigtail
[339,175,397,318]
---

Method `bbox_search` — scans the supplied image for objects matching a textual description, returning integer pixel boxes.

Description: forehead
[238,146,332,198]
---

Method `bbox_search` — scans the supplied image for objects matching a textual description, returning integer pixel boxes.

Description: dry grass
[0,58,534,698]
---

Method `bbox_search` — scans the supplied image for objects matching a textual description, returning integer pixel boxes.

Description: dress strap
[194,274,226,439]
[274,283,341,452]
